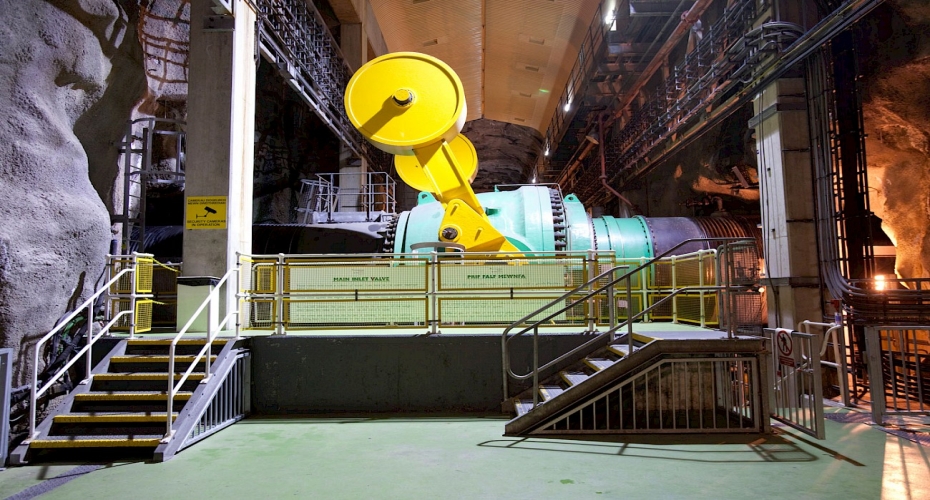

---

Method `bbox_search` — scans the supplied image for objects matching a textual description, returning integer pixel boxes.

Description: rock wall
[0,1,145,381]
[462,119,543,193]
[861,1,930,279]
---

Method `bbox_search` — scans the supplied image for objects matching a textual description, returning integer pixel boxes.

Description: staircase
[507,332,656,434]
[505,332,770,436]
[12,337,248,464]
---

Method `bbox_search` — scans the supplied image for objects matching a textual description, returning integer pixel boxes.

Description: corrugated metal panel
[368,0,600,131]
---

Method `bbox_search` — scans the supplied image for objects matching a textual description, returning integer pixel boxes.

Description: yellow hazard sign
[186,196,227,229]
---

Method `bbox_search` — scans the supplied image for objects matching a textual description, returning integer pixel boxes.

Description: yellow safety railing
[235,248,745,333]
[238,251,617,333]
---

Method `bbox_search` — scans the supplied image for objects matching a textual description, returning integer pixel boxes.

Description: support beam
[183,0,257,278]
[753,79,821,327]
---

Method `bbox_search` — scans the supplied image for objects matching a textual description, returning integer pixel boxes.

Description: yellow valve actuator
[344,52,520,255]
[344,52,466,156]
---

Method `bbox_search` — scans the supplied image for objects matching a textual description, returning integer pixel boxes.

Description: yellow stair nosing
[110,355,218,363]
[127,338,228,346]
[74,392,192,401]
[632,333,656,343]
[607,345,629,356]
[29,438,163,448]
[54,413,178,423]
[94,373,206,380]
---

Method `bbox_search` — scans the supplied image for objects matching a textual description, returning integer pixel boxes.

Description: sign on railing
[238,248,734,333]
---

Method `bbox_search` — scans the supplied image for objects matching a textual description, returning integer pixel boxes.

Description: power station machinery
[332,52,755,258]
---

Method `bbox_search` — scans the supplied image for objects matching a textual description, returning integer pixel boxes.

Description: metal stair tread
[110,355,217,363]
[539,385,565,401]
[560,371,589,386]
[74,392,192,401]
[127,339,227,346]
[514,399,536,416]
[608,344,632,357]
[93,372,206,381]
[29,436,164,448]
[53,412,178,423]
[584,357,616,371]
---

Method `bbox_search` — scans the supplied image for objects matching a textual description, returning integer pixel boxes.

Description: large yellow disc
[395,134,478,192]
[344,52,467,156]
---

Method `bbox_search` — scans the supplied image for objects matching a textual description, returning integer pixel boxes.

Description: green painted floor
[2,409,928,499]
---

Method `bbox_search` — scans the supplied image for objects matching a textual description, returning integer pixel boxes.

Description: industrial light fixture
[875,274,887,291]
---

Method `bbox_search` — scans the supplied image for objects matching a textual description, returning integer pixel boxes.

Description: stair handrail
[163,263,241,441]
[501,237,756,400]
[27,253,150,441]
[798,319,850,406]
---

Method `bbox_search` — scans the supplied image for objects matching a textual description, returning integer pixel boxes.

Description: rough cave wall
[462,119,543,193]
[861,0,930,279]
[0,1,146,380]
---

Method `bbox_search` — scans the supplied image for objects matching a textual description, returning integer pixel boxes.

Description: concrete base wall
[249,334,592,414]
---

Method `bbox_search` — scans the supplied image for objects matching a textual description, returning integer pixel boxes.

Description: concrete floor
[1,408,928,499]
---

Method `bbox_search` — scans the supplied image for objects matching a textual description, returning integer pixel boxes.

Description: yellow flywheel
[394,134,478,193]
[344,52,467,156]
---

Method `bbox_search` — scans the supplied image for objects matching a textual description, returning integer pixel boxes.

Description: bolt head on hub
[392,89,415,107]
[441,227,458,240]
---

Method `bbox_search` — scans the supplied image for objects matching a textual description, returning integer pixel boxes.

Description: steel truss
[254,0,390,172]
[567,1,806,204]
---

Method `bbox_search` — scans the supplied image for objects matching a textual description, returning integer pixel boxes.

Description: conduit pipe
[598,113,633,211]
[611,0,716,121]
[557,0,713,188]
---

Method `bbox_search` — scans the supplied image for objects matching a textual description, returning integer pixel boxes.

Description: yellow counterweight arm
[344,52,520,255]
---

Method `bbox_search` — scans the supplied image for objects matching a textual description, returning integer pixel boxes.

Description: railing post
[128,253,138,339]
[640,257,648,322]
[167,342,175,438]
[627,276,634,352]
[532,326,539,408]
[430,251,439,335]
[84,301,94,384]
[586,250,596,332]
[235,263,242,340]
[276,254,285,336]
[671,255,678,323]
[723,240,736,339]
[699,251,706,328]
[205,300,213,382]
[607,268,616,339]
[29,343,38,441]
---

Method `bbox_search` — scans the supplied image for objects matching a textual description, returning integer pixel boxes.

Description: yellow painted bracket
[344,52,523,256]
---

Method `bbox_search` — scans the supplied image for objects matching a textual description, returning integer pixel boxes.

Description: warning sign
[775,329,795,367]
[186,196,227,229]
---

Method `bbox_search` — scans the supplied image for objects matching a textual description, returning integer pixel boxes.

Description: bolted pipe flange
[440,227,459,241]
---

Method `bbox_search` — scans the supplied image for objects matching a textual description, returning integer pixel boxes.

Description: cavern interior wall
[2,0,930,384]
[0,1,146,383]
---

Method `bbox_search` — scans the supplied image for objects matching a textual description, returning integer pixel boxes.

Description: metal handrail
[798,320,850,407]
[163,264,241,441]
[27,264,140,441]
[501,237,755,401]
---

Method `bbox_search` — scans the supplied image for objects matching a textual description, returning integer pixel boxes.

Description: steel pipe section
[390,185,759,257]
